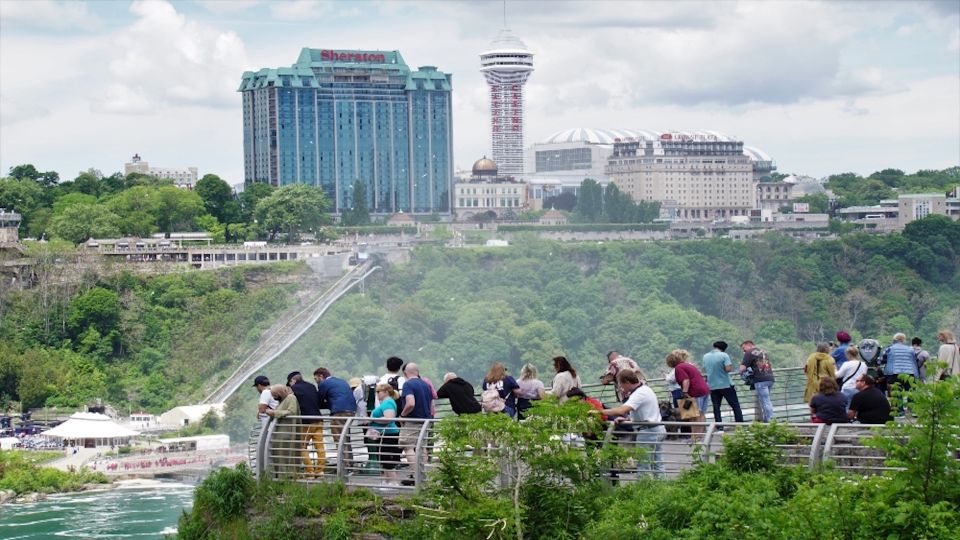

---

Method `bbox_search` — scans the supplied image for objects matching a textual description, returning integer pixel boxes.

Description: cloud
[0,0,100,31]
[93,0,249,114]
[269,0,335,21]
[197,0,260,14]
[0,96,50,126]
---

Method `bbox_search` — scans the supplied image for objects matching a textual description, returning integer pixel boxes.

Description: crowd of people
[253,329,959,482]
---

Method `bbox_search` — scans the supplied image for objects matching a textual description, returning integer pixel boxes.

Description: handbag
[365,428,380,441]
[678,396,700,421]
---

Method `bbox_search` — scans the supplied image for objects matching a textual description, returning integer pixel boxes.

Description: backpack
[480,387,506,413]
[387,375,400,391]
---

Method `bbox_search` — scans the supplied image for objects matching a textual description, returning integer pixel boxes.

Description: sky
[1,0,958,185]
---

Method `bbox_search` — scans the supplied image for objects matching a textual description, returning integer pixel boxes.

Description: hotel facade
[239,48,453,215]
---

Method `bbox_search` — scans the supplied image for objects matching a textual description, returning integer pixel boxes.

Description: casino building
[239,48,453,215]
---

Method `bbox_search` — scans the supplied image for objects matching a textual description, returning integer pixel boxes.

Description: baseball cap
[253,375,270,387]
[348,377,362,389]
[286,371,301,383]
[836,331,851,343]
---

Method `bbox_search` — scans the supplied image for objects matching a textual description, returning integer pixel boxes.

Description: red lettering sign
[319,50,386,63]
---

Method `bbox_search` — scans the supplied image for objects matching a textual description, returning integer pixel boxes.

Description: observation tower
[480,29,534,177]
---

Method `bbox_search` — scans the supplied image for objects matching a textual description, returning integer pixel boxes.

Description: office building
[124,154,198,187]
[239,48,453,214]
[453,157,527,219]
[481,29,534,177]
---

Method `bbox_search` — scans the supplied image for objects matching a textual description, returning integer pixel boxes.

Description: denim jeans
[634,425,666,478]
[710,386,744,422]
[753,381,774,422]
[841,388,856,411]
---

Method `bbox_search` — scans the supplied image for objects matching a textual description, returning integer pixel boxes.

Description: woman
[482,362,521,418]
[937,330,960,380]
[368,383,401,484]
[809,377,848,424]
[517,363,546,419]
[835,346,867,408]
[666,349,709,428]
[265,384,300,479]
[804,343,837,403]
[550,356,582,404]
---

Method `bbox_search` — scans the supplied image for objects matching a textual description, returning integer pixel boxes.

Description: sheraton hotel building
[239,48,453,214]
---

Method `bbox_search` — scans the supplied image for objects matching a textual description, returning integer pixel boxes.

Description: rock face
[0,489,16,505]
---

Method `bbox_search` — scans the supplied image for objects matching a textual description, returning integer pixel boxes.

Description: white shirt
[835,360,867,393]
[623,384,661,424]
[259,388,279,420]
[551,371,582,403]
[664,369,680,392]
[378,372,406,391]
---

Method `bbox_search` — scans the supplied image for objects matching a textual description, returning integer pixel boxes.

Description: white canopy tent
[42,412,140,448]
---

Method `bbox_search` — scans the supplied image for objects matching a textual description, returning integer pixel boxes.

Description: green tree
[0,177,46,233]
[341,179,371,226]
[238,182,275,223]
[195,174,236,223]
[255,183,331,242]
[9,164,59,187]
[574,179,603,221]
[67,286,121,339]
[51,192,97,215]
[49,203,121,243]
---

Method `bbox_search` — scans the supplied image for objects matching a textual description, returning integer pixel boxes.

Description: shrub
[718,421,800,473]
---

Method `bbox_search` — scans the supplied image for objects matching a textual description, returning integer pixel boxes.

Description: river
[0,479,194,539]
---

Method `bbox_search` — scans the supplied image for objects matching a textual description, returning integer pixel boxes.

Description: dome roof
[472,156,498,176]
[483,28,531,54]
[539,128,772,163]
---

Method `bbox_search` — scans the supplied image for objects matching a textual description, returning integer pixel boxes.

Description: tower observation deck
[480,29,534,177]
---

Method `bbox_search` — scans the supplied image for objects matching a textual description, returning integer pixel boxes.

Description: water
[0,479,194,539]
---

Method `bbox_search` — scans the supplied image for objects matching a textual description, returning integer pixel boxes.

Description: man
[398,362,434,485]
[911,337,930,383]
[600,369,665,478]
[253,375,278,429]
[314,367,358,469]
[847,374,892,424]
[881,333,920,394]
[702,341,744,423]
[378,356,407,392]
[739,341,775,422]
[831,331,852,368]
[436,372,482,415]
[287,371,324,477]
[600,350,639,401]
[937,330,960,380]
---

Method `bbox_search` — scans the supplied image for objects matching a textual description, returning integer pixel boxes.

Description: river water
[0,479,194,539]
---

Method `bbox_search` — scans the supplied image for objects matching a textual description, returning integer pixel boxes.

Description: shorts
[398,424,422,448]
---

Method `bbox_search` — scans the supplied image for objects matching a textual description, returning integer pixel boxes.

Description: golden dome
[472,156,498,176]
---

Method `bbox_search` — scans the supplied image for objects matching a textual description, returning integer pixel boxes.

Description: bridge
[246,367,911,491]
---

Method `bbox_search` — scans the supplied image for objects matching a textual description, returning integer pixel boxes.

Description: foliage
[341,179,371,226]
[256,183,331,243]
[195,174,238,224]
[827,166,959,207]
[717,421,800,473]
[0,450,107,494]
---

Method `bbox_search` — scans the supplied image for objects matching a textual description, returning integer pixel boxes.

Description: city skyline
[1,0,958,185]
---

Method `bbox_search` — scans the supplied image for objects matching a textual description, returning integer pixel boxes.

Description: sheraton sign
[320,50,386,63]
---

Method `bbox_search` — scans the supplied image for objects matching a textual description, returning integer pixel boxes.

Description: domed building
[471,156,499,178]
[454,156,528,221]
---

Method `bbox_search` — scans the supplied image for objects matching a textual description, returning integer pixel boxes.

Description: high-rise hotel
[239,48,453,214]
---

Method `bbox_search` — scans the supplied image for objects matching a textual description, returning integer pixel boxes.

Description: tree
[195,174,236,223]
[155,186,204,234]
[341,179,371,226]
[0,178,47,233]
[255,183,331,243]
[543,191,576,212]
[574,179,603,221]
[9,164,58,188]
[237,182,275,223]
[67,286,121,339]
[49,204,121,243]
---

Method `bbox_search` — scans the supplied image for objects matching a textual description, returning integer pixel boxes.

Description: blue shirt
[883,342,919,377]
[831,342,849,368]
[703,350,733,390]
[317,376,357,414]
[371,398,399,435]
[400,377,434,419]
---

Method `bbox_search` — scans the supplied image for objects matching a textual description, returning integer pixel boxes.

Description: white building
[124,154,198,188]
[453,157,527,219]
[481,29,534,177]
[158,403,224,428]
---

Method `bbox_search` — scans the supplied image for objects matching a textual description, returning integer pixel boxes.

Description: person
[847,374,892,424]
[516,363,546,419]
[936,330,960,379]
[253,375,278,429]
[368,383,401,484]
[600,369,665,478]
[314,368,358,469]
[835,346,868,409]
[600,351,639,401]
[831,331,852,368]
[398,363,433,485]
[418,372,440,418]
[881,333,920,395]
[911,337,930,383]
[551,356,582,403]
[287,371,324,477]
[666,349,709,429]
[565,387,607,440]
[436,372,482,415]
[809,377,848,425]
[702,341,744,423]
[348,377,367,418]
[379,356,407,392]
[265,384,300,479]
[803,343,837,403]
[739,341,775,422]
[482,362,521,418]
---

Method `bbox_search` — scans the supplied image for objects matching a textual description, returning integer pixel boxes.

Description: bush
[718,421,799,473]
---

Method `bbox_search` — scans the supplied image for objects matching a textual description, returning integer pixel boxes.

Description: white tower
[480,29,533,177]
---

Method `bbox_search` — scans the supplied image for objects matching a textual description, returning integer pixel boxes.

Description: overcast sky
[1,0,958,184]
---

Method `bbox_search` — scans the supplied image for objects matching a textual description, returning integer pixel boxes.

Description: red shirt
[674,362,710,397]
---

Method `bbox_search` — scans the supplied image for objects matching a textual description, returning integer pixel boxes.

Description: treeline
[539,178,661,224]
[0,260,306,412]
[787,166,959,212]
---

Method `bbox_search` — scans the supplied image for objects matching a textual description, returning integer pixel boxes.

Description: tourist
[348,377,367,418]
[436,372,482,415]
[368,383,401,485]
[702,341,744,423]
[600,369,665,478]
[266,384,299,479]
[739,340,775,422]
[398,363,433,486]
[809,377,848,424]
[835,346,868,409]
[881,333,920,395]
[481,362,521,418]
[831,331,852,368]
[847,374,892,424]
[803,343,836,403]
[551,356,582,404]
[565,387,607,441]
[253,375,278,429]
[516,363,546,419]
[936,330,959,379]
[600,350,639,401]
[379,356,407,392]
[911,337,930,383]
[314,367,357,469]
[287,371,324,477]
